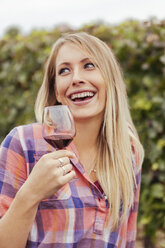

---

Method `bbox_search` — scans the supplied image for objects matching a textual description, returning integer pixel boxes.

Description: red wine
[44,134,73,149]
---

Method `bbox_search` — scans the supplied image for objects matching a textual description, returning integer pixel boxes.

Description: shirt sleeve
[0,127,27,218]
[126,169,142,247]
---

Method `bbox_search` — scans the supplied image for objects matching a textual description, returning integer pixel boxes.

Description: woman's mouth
[69,91,96,102]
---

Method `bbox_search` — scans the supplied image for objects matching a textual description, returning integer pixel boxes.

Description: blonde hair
[35,32,144,229]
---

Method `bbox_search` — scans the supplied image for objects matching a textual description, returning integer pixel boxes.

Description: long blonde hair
[35,32,144,229]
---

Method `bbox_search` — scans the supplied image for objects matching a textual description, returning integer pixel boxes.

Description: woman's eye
[58,68,70,75]
[84,62,95,69]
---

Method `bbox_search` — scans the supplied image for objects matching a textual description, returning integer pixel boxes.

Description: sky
[0,0,165,37]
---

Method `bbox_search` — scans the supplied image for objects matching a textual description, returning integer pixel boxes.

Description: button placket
[93,197,107,235]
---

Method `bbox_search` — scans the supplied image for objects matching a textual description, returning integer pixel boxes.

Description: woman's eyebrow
[56,62,70,68]
[57,57,90,68]
[80,57,90,63]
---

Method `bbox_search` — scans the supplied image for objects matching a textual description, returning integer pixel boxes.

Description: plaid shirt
[0,123,142,248]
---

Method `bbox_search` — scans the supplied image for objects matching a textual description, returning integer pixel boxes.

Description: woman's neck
[73,117,102,156]
[72,117,102,179]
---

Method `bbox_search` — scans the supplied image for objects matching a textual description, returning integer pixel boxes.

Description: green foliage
[0,28,61,139]
[0,19,165,244]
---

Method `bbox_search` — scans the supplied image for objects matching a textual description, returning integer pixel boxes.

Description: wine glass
[42,105,76,149]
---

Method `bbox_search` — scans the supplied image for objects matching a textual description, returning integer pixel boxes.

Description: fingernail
[72,153,76,158]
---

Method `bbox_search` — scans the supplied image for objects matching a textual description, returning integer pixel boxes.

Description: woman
[0,32,144,247]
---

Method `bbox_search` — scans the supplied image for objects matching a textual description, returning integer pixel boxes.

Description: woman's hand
[20,150,76,204]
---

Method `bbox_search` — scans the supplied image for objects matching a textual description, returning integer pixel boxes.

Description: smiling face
[55,42,106,122]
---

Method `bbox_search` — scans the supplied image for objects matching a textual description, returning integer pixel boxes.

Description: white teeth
[71,92,94,100]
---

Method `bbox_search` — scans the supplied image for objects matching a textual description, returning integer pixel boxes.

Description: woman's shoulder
[18,122,42,135]
[11,122,42,136]
[1,123,43,147]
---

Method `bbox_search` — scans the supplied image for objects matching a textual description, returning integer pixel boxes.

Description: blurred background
[0,0,165,247]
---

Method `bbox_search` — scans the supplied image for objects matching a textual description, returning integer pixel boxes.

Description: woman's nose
[72,68,85,86]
